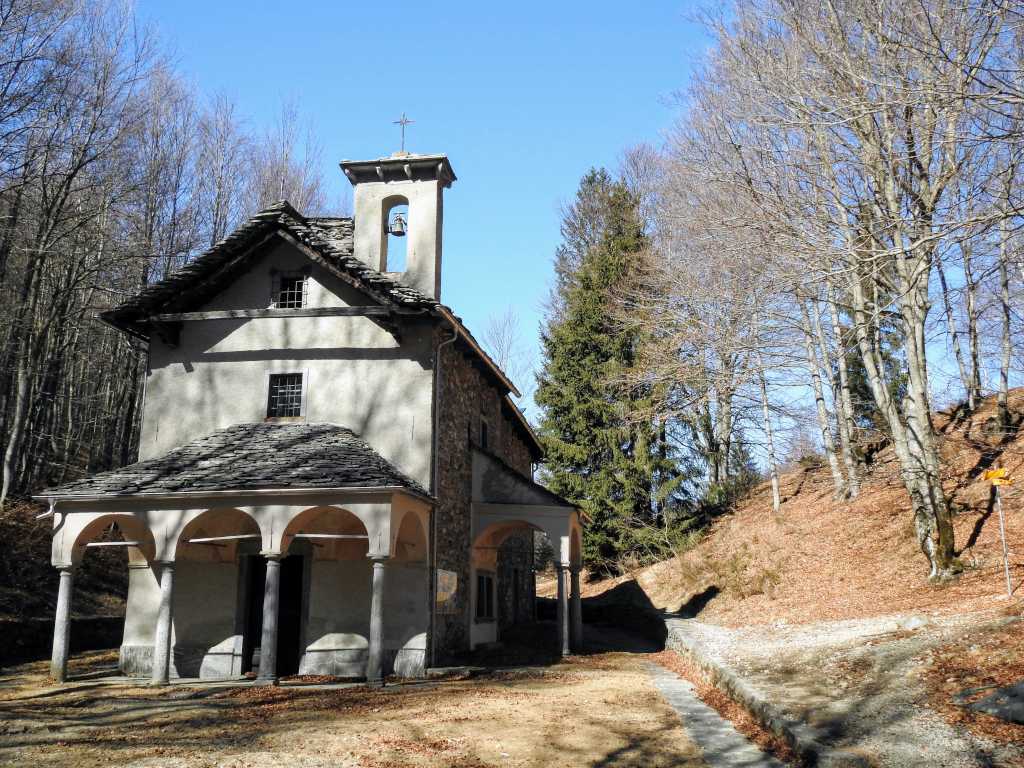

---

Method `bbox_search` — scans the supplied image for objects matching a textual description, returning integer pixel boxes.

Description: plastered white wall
[171,560,239,652]
[304,558,371,650]
[383,563,428,652]
[351,178,443,299]
[138,240,435,489]
[122,565,160,646]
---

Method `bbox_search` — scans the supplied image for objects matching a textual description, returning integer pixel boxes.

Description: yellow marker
[983,468,1010,482]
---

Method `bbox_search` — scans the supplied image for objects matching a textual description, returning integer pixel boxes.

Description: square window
[476,572,495,621]
[275,274,307,309]
[267,373,303,418]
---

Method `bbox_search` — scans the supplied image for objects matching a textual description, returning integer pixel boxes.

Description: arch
[68,513,156,566]
[392,509,427,563]
[175,507,262,563]
[380,194,410,273]
[473,519,545,551]
[280,505,370,560]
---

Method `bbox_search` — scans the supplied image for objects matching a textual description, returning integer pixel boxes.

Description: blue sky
[137,1,712,413]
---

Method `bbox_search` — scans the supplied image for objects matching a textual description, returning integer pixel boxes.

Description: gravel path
[668,612,1024,767]
[650,664,785,768]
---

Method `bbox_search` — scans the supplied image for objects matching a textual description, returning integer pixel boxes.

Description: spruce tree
[536,169,683,572]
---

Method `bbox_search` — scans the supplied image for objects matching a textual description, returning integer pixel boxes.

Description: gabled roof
[101,201,438,338]
[98,200,543,458]
[38,423,431,500]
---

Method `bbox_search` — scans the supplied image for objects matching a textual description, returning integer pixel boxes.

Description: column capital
[55,563,75,573]
[369,555,390,565]
[260,551,283,561]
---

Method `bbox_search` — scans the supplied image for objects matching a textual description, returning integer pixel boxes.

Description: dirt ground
[0,643,708,768]
[923,614,1024,748]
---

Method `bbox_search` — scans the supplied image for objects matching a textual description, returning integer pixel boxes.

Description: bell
[389,211,407,237]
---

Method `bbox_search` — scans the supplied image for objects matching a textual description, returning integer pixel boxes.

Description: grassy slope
[0,500,126,621]
[580,390,1024,626]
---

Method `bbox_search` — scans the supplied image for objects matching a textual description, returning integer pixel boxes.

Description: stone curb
[663,619,871,768]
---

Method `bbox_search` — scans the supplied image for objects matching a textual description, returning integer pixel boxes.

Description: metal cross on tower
[393,112,414,153]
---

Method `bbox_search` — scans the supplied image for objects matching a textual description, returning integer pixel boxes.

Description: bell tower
[340,153,456,301]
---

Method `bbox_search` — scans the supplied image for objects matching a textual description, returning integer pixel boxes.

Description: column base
[254,676,279,687]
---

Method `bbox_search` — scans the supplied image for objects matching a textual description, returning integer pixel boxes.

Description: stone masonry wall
[432,332,538,663]
[497,534,535,629]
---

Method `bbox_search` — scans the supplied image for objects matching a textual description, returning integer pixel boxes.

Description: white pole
[995,486,1012,598]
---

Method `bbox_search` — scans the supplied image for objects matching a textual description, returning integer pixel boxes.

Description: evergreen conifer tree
[536,169,684,572]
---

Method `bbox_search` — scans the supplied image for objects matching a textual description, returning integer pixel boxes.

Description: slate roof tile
[41,423,430,499]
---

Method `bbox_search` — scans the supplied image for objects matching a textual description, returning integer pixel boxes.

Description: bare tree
[482,305,535,412]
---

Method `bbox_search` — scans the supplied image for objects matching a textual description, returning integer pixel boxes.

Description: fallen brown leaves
[921,614,1024,747]
[649,650,799,765]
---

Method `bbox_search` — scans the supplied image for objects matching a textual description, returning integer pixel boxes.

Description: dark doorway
[276,555,304,676]
[241,554,305,676]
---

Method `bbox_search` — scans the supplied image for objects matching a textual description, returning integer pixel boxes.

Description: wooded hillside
[0,0,332,508]
[576,390,1024,625]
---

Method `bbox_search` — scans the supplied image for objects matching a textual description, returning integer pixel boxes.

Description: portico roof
[37,423,431,501]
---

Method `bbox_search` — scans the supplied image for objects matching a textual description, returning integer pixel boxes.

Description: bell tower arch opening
[382,196,409,274]
[341,153,456,301]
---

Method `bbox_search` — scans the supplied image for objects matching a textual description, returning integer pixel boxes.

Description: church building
[38,152,583,685]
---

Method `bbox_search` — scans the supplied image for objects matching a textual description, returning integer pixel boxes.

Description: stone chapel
[38,152,583,685]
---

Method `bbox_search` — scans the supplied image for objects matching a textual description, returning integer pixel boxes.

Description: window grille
[275,274,307,309]
[267,373,303,418]
[476,572,495,620]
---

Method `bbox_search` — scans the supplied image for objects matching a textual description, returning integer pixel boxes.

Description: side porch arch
[470,503,582,655]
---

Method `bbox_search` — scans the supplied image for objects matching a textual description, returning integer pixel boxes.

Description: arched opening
[381,195,409,273]
[471,522,549,654]
[66,514,156,680]
[387,509,429,677]
[279,506,371,678]
[172,508,262,679]
[393,509,427,564]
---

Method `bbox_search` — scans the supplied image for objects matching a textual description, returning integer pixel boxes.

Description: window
[476,572,495,621]
[275,273,307,309]
[480,417,490,451]
[267,373,303,418]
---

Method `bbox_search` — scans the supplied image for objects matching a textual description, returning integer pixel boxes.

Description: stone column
[256,554,282,685]
[570,566,583,652]
[150,562,175,686]
[555,563,569,657]
[366,556,388,685]
[50,566,75,682]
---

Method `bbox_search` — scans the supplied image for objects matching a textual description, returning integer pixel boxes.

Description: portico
[470,503,584,654]
[42,423,432,685]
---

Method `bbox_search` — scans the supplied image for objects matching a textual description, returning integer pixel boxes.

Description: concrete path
[664,614,1024,767]
[650,663,785,768]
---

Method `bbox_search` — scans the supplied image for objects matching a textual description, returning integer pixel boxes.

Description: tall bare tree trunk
[799,299,846,498]
[935,256,974,409]
[812,293,860,497]
[756,352,781,513]
[997,212,1012,431]
[963,246,982,410]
